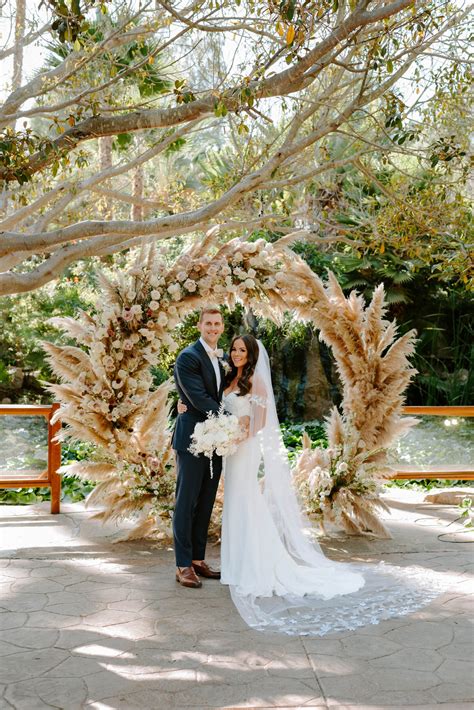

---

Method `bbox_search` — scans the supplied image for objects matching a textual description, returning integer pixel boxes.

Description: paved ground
[0,489,472,710]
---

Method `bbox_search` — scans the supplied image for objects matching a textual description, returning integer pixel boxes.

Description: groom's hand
[177,400,188,414]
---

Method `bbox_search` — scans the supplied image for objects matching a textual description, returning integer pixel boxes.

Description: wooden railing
[391,406,474,481]
[0,403,61,513]
[0,404,471,509]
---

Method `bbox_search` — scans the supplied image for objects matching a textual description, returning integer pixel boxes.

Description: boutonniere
[219,358,231,375]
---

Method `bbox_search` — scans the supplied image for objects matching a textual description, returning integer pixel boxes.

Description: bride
[180,333,447,635]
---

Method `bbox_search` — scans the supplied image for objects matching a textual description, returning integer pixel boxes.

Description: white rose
[177,271,187,282]
[149,300,160,311]
[158,313,168,326]
[264,277,276,289]
[130,305,142,316]
[118,369,127,378]
[184,279,197,292]
[112,339,122,349]
[244,278,255,289]
[150,290,161,300]
[123,339,133,350]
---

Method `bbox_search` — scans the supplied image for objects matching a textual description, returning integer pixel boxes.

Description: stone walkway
[0,489,472,709]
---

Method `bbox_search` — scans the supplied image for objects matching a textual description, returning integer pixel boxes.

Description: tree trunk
[99,136,113,217]
[12,0,26,95]
[132,165,144,221]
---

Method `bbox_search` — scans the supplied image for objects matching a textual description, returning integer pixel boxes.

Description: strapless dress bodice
[223,391,251,418]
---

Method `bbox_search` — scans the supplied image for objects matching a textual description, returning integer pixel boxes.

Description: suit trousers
[173,450,222,567]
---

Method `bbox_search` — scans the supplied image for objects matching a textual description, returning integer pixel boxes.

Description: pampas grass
[45,230,416,540]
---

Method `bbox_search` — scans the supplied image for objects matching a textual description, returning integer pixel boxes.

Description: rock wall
[269,332,339,422]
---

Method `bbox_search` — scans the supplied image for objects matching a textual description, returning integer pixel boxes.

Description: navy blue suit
[172,340,225,567]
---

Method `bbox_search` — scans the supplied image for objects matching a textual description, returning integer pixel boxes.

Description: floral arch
[44,232,416,539]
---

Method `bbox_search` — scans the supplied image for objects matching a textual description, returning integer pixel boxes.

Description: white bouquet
[189,403,242,477]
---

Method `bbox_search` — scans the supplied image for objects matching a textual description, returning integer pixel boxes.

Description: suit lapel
[194,340,218,397]
[218,360,225,398]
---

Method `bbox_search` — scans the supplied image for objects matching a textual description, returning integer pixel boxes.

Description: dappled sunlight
[0,492,471,707]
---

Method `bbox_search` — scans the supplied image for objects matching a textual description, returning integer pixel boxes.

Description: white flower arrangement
[219,358,232,375]
[189,403,242,477]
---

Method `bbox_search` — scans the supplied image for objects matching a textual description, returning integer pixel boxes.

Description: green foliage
[0,438,96,505]
[386,478,472,491]
[458,498,473,529]
[113,133,133,151]
[281,420,327,462]
[45,0,109,45]
[0,127,56,185]
[330,250,415,305]
[403,286,473,406]
[0,475,95,505]
[0,276,95,399]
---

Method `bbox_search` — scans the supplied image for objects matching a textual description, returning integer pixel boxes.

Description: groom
[171,306,225,588]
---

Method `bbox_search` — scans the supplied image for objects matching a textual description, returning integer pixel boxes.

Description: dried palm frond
[134,380,173,445]
[46,383,83,404]
[302,431,312,450]
[350,499,392,539]
[86,478,124,508]
[58,461,117,481]
[95,271,121,304]
[114,515,157,542]
[363,284,387,350]
[325,407,344,448]
[339,510,364,535]
[49,317,91,343]
[58,421,111,449]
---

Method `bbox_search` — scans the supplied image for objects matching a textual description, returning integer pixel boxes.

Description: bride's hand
[237,416,250,441]
[177,400,188,414]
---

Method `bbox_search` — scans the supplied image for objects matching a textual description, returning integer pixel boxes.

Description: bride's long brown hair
[225,334,260,396]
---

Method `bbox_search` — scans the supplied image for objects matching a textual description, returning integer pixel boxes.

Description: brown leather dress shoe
[192,561,221,579]
[176,566,202,588]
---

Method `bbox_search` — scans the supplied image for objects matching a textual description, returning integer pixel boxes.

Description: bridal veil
[227,341,449,635]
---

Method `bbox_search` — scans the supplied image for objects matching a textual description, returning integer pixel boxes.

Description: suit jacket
[172,340,225,452]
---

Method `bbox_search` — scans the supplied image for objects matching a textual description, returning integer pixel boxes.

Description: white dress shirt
[199,337,222,390]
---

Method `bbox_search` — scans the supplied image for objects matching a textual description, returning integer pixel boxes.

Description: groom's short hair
[199,306,223,322]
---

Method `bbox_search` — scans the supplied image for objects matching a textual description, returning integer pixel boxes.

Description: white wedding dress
[220,343,450,636]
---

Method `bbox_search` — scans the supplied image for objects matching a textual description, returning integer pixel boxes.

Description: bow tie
[208,348,223,359]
